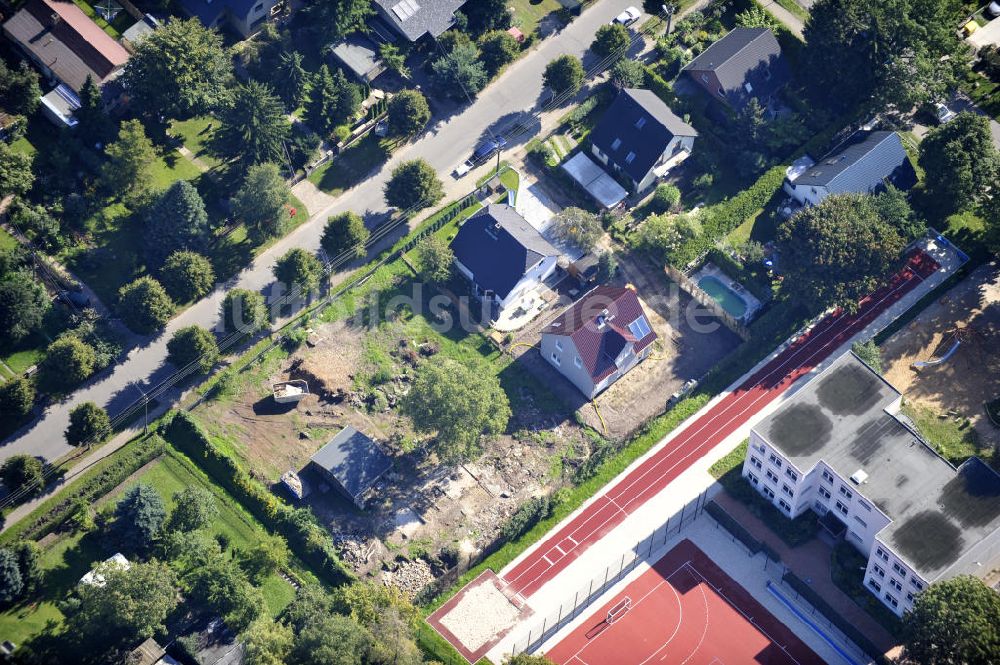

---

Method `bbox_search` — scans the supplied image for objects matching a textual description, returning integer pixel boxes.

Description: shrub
[500,496,552,543]
[220,288,268,335]
[37,336,97,394]
[167,325,219,374]
[652,183,681,212]
[0,377,35,421]
[0,455,44,498]
[160,250,215,302]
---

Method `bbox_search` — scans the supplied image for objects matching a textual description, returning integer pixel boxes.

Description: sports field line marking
[554,544,565,555]
[682,561,805,665]
[504,264,927,595]
[676,581,710,665]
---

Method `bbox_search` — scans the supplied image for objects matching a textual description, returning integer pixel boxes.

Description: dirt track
[880,261,1000,447]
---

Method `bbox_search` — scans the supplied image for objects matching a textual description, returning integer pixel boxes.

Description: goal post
[606,596,632,624]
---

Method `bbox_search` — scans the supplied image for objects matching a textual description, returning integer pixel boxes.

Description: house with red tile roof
[2,0,130,126]
[540,285,657,398]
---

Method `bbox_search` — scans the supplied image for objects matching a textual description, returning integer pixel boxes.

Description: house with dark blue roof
[178,0,278,38]
[589,88,698,193]
[450,203,560,322]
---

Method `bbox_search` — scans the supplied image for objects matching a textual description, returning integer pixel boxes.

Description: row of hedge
[3,436,167,544]
[704,500,763,554]
[782,570,890,665]
[162,411,353,586]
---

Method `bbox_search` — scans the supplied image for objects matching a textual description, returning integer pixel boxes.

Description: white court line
[506,265,927,593]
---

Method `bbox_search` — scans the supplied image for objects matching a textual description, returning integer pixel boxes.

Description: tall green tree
[238,533,289,584]
[101,119,156,205]
[305,0,373,42]
[776,193,906,313]
[0,377,34,421]
[160,250,216,302]
[117,276,175,334]
[479,30,520,76]
[68,559,178,644]
[168,486,218,532]
[244,618,294,665]
[0,549,23,604]
[231,163,291,243]
[0,142,34,198]
[166,325,219,373]
[463,0,513,35]
[75,75,114,146]
[401,357,511,462]
[386,89,431,137]
[289,614,372,665]
[122,18,233,118]
[591,24,630,59]
[379,43,410,78]
[0,270,49,344]
[901,575,1000,665]
[0,455,44,497]
[306,65,361,137]
[113,483,167,551]
[384,159,443,211]
[65,402,112,447]
[321,211,369,260]
[802,0,965,113]
[415,235,453,284]
[918,111,1000,213]
[220,288,269,335]
[186,554,265,632]
[273,248,324,292]
[0,60,41,117]
[273,51,308,109]
[550,207,602,252]
[37,337,97,394]
[144,180,210,267]
[218,81,291,167]
[610,58,645,88]
[543,55,585,95]
[431,43,488,100]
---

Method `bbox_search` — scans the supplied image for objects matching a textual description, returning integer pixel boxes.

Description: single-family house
[540,285,657,398]
[178,0,279,38]
[784,131,917,206]
[309,426,393,509]
[743,352,1000,618]
[450,203,560,321]
[682,27,790,111]
[589,88,698,193]
[2,0,130,126]
[126,639,181,665]
[373,0,466,42]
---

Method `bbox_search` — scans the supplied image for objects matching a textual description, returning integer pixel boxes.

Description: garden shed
[308,426,392,509]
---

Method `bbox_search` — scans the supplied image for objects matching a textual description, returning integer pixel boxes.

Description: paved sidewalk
[759,0,806,37]
[712,491,898,656]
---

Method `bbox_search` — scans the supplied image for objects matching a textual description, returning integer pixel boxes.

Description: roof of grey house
[590,88,697,184]
[450,204,559,301]
[790,130,917,193]
[374,0,465,41]
[330,34,385,82]
[755,352,1000,580]
[542,286,657,383]
[3,0,130,92]
[682,27,790,109]
[310,426,392,501]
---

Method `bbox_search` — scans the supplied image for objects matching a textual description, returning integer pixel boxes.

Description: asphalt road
[0,0,642,465]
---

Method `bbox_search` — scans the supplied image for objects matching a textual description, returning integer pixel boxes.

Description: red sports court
[545,539,822,665]
[501,252,939,598]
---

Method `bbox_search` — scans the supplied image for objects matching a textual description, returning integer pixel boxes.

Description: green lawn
[962,70,1000,124]
[68,0,133,40]
[169,115,226,171]
[509,0,563,35]
[773,0,810,22]
[0,226,18,251]
[903,401,990,467]
[149,146,204,190]
[308,134,390,196]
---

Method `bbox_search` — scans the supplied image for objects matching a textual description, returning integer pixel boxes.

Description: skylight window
[628,316,651,338]
[635,117,647,129]
[391,0,420,21]
[611,138,622,150]
[625,152,636,164]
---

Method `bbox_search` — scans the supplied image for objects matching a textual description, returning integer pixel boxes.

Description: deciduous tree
[464,0,513,35]
[431,43,488,100]
[479,30,520,76]
[776,193,906,313]
[0,270,49,343]
[244,618,293,665]
[401,357,510,462]
[273,248,324,292]
[305,0,373,42]
[386,89,431,137]
[321,211,370,260]
[918,111,1000,213]
[238,533,289,584]
[384,159,443,211]
[113,483,167,551]
[0,377,34,421]
[551,207,603,251]
[591,23,630,58]
[166,325,219,373]
[415,235,454,284]
[543,55,585,95]
[65,402,112,447]
[0,142,34,198]
[160,250,215,302]
[0,455,43,497]
[101,119,156,204]
[232,163,291,243]
[610,58,645,88]
[117,276,175,334]
[220,288,269,335]
[122,18,232,118]
[901,575,1000,665]
[144,180,210,267]
[0,60,41,117]
[167,485,218,533]
[289,614,372,665]
[69,559,178,643]
[75,75,114,146]
[186,554,265,632]
[37,337,97,394]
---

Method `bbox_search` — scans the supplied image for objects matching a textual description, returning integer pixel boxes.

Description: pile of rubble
[332,531,379,569]
[382,558,435,598]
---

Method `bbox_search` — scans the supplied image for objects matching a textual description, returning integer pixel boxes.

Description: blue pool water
[697,275,747,318]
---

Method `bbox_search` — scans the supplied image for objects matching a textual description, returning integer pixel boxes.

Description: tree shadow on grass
[313,135,391,195]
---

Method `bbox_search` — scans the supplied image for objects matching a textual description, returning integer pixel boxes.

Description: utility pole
[134,383,149,435]
[663,3,677,35]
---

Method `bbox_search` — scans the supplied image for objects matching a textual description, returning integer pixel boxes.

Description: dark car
[472,135,507,162]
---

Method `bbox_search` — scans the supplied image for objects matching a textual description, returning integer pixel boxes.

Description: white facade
[540,331,652,399]
[591,135,695,193]
[742,430,927,617]
[454,254,558,322]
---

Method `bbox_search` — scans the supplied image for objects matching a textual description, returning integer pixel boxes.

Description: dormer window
[624,152,635,164]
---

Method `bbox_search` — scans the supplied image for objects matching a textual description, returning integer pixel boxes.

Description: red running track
[501,252,939,598]
[545,539,821,665]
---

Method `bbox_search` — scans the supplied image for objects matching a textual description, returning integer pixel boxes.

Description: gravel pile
[383,558,435,598]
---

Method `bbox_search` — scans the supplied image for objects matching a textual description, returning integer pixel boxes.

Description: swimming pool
[698,275,747,319]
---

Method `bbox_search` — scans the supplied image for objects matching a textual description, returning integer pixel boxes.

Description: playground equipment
[912,339,961,369]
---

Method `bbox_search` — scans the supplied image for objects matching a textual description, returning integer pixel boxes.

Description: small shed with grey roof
[682,27,790,111]
[784,131,916,206]
[330,34,386,83]
[309,426,393,509]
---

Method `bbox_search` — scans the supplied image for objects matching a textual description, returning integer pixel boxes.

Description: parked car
[989,1,1000,18]
[934,102,957,124]
[613,6,641,26]
[472,135,508,162]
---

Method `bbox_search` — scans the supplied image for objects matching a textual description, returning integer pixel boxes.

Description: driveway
[0,0,646,466]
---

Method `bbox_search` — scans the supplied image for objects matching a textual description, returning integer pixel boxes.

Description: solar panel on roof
[391,0,420,21]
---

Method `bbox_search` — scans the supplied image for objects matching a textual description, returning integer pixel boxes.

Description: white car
[934,102,957,125]
[613,6,641,26]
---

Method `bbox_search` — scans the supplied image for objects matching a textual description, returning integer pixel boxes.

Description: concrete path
[759,0,806,38]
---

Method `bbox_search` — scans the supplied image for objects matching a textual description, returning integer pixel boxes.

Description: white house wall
[540,334,597,397]
[499,255,558,311]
